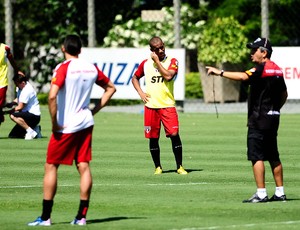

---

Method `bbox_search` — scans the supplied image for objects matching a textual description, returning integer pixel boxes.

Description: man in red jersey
[132,36,188,175]
[28,35,116,226]
[206,37,288,203]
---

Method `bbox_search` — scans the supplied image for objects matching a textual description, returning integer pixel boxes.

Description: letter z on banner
[79,48,186,100]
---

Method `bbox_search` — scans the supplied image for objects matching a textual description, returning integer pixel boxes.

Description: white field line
[0,182,210,189]
[172,220,300,230]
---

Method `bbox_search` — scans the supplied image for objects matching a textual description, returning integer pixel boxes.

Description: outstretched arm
[206,66,249,81]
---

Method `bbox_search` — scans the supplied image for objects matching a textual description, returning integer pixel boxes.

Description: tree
[0,0,141,91]
[103,3,207,49]
[206,0,300,46]
[1,0,299,93]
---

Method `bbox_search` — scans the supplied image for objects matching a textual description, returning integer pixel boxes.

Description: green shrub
[185,72,203,99]
[37,93,48,105]
[198,16,248,65]
[106,99,141,106]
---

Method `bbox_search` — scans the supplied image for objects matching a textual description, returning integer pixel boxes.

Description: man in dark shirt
[206,37,288,203]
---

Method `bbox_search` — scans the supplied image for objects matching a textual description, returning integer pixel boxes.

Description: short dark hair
[63,34,82,56]
[13,73,28,83]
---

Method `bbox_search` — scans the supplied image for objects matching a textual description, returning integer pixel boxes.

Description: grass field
[0,106,299,230]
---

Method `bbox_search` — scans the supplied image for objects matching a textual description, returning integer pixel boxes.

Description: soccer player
[8,74,41,140]
[0,42,24,126]
[132,36,188,175]
[28,34,116,226]
[206,37,288,203]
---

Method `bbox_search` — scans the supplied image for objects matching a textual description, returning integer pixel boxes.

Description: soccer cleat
[177,165,188,175]
[269,194,287,202]
[25,130,37,140]
[28,216,51,226]
[154,166,163,175]
[243,193,268,203]
[70,218,86,225]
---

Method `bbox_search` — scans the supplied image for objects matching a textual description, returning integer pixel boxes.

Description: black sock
[170,135,183,169]
[41,199,53,220]
[76,200,89,219]
[149,138,161,168]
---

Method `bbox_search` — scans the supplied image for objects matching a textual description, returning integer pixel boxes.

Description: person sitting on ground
[8,73,41,140]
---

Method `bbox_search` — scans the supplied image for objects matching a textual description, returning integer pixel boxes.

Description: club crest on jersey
[144,126,151,133]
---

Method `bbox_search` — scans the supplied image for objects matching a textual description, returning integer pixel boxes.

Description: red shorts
[0,86,7,107]
[46,126,93,165]
[144,106,179,138]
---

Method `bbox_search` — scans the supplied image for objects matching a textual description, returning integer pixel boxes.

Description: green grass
[0,106,299,230]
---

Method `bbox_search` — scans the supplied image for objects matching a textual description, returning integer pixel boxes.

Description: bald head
[149,36,163,47]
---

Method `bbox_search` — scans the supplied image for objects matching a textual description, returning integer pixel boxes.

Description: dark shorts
[247,128,280,161]
[8,111,41,138]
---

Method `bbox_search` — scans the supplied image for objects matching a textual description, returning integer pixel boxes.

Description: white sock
[257,188,267,199]
[26,127,34,133]
[275,186,284,197]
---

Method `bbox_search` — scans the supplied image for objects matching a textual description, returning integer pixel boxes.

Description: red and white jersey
[51,58,109,133]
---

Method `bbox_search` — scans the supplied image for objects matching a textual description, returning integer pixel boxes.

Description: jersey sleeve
[95,66,110,87]
[168,58,179,73]
[134,59,147,79]
[4,45,12,57]
[245,64,263,79]
[51,61,69,88]
[4,45,11,52]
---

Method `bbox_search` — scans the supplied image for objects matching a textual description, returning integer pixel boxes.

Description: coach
[206,37,288,203]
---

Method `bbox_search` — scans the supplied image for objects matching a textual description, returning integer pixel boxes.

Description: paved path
[101,99,300,114]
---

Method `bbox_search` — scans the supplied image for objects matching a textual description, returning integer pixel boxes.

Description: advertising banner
[272,47,300,99]
[80,48,186,100]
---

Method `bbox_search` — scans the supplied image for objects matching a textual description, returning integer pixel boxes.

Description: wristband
[220,70,224,77]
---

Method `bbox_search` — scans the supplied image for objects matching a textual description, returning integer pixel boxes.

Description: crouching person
[8,74,41,140]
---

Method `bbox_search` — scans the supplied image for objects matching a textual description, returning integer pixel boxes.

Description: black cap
[246,37,272,52]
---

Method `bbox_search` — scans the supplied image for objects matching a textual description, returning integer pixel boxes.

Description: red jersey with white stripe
[134,56,178,108]
[51,58,109,133]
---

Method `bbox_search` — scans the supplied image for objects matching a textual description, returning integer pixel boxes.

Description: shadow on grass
[87,216,146,224]
[57,216,146,225]
[163,168,203,173]
[0,136,47,140]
